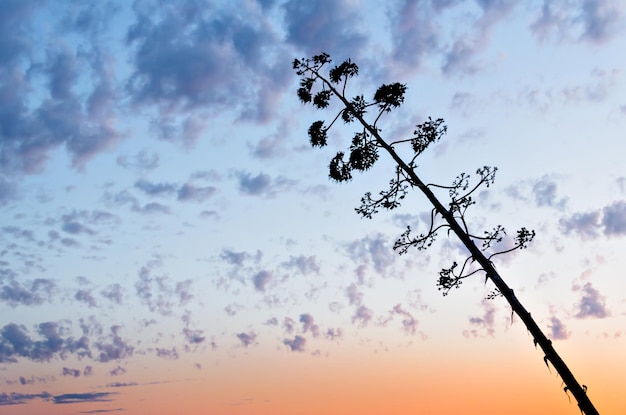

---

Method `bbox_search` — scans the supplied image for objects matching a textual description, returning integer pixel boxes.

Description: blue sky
[1,1,626,413]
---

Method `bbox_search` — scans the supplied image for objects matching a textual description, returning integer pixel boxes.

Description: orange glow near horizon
[8,334,621,415]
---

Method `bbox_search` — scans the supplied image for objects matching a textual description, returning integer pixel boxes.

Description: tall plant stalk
[293,53,599,415]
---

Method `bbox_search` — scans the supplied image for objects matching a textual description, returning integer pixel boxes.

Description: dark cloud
[18,376,35,385]
[282,0,367,59]
[62,367,81,377]
[54,392,116,404]
[283,335,306,352]
[0,321,91,363]
[0,278,55,307]
[236,332,257,347]
[547,316,570,340]
[125,0,290,124]
[0,391,52,406]
[574,282,609,318]
[0,323,30,362]
[95,325,134,363]
[0,14,122,176]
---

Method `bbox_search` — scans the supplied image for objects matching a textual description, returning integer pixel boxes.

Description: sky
[0,0,625,414]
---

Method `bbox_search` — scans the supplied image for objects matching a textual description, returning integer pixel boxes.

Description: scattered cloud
[532,175,567,209]
[236,332,257,347]
[464,300,496,338]
[573,282,609,319]
[299,313,320,337]
[381,304,419,335]
[530,0,624,43]
[352,305,373,328]
[283,335,306,352]
[252,270,272,292]
[236,171,272,196]
[95,326,134,363]
[0,321,90,363]
[560,200,626,238]
[62,367,81,377]
[0,278,55,307]
[547,316,570,340]
[282,255,320,275]
[346,234,395,276]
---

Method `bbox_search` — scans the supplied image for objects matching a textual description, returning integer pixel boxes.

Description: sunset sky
[1,0,626,414]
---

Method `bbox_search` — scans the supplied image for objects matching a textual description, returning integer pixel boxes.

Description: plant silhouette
[293,52,599,415]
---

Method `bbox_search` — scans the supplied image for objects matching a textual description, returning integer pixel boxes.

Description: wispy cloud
[54,392,116,404]
[530,0,624,43]
[0,391,52,406]
[464,300,497,338]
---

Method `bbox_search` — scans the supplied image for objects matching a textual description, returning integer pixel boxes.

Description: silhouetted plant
[293,53,599,415]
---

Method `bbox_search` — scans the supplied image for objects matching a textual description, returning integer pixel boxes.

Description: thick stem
[317,72,599,414]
